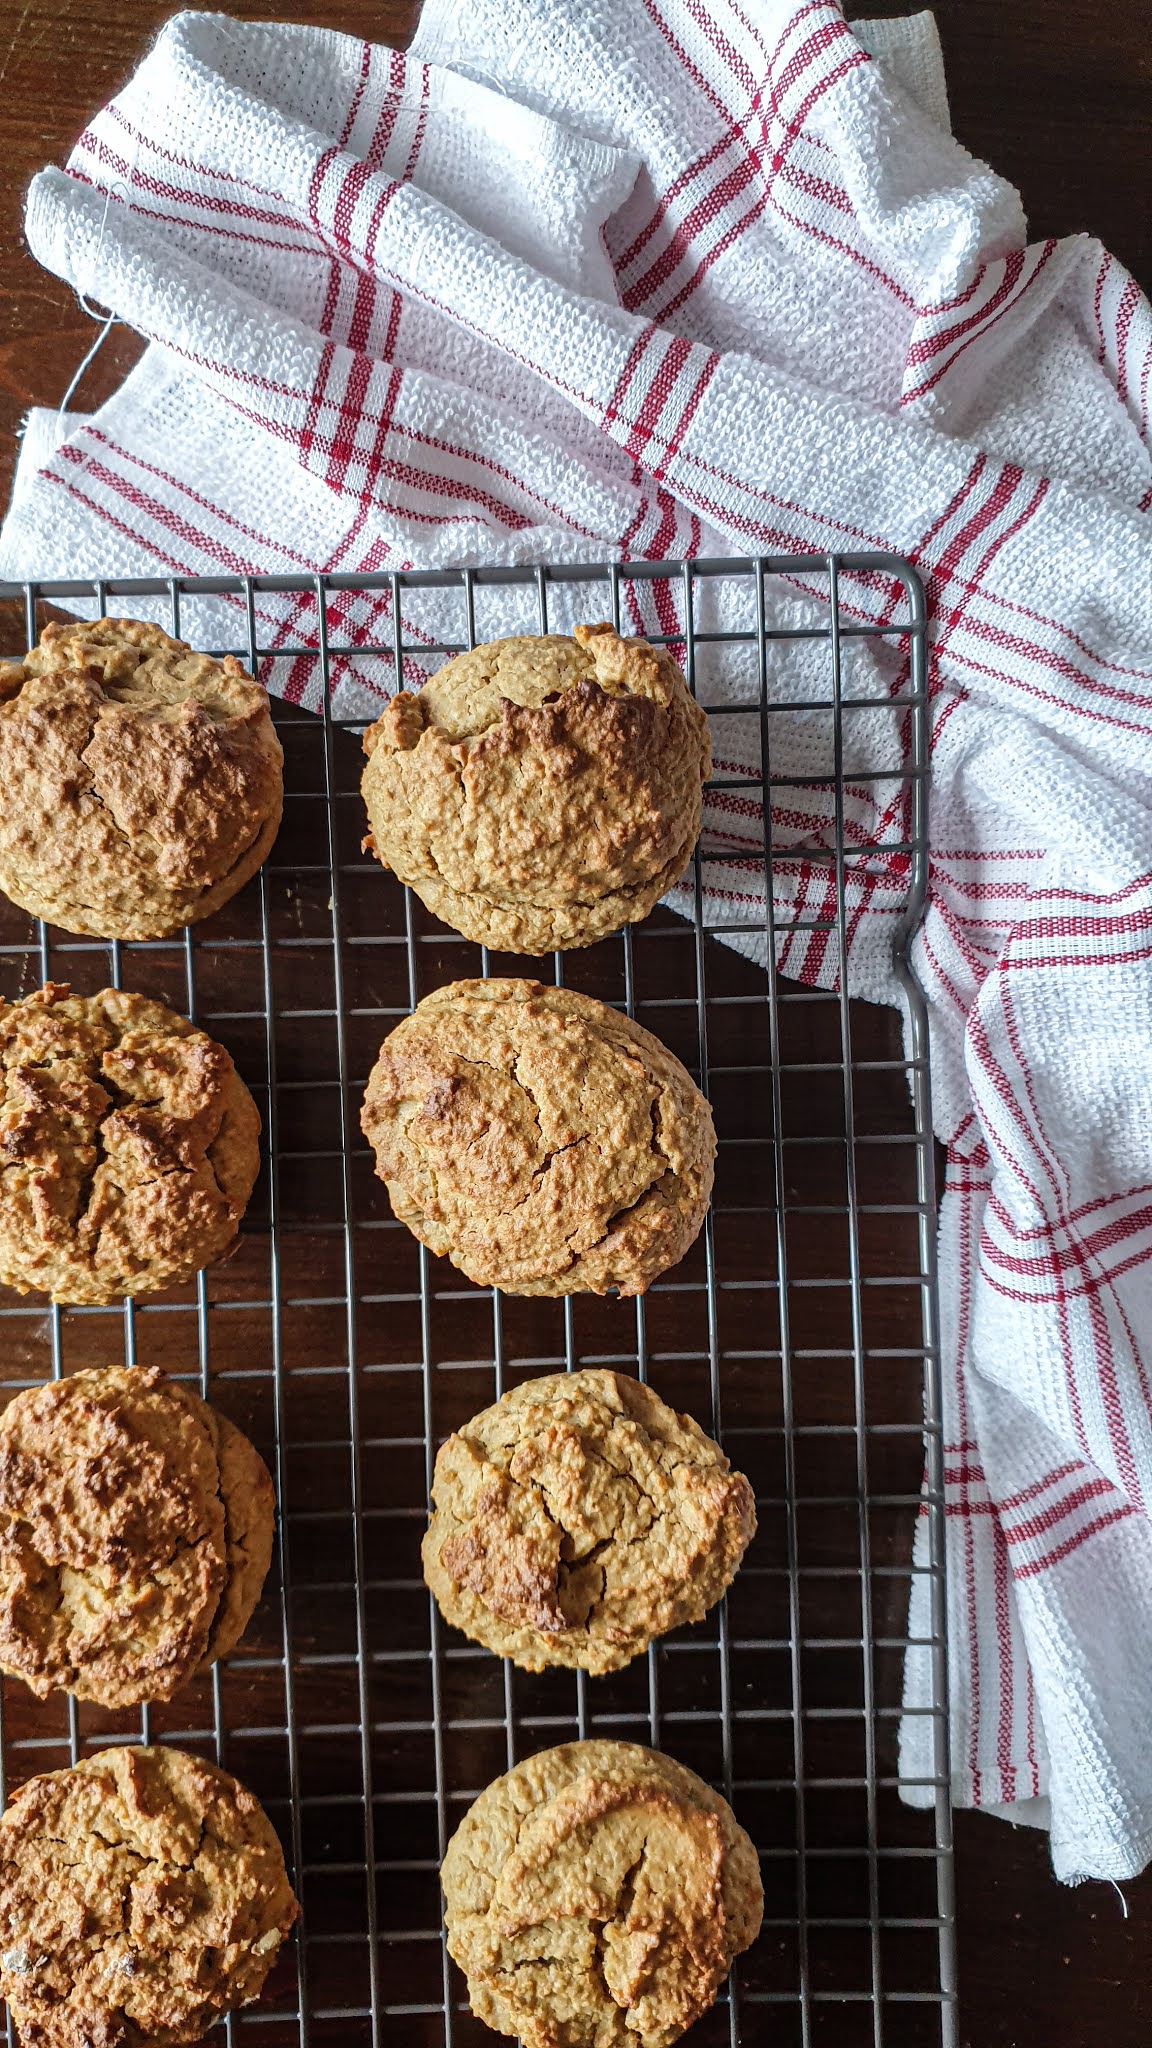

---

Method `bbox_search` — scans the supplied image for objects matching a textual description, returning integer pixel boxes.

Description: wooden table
[0,4,1150,2043]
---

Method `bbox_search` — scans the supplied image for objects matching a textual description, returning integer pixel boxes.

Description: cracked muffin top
[0,1744,299,2048]
[360,979,715,1297]
[0,1365,275,1709]
[0,616,283,939]
[423,1370,756,1674]
[360,623,711,954]
[0,982,261,1304]
[442,1738,762,2048]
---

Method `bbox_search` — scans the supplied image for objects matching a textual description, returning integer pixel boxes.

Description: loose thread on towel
[54,74,148,438]
[57,304,118,427]
[55,161,127,435]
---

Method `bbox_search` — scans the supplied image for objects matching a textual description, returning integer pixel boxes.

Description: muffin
[360,623,711,953]
[442,1739,762,2048]
[0,982,261,1303]
[0,616,283,938]
[423,1370,755,1672]
[360,979,715,1296]
[0,1365,275,1707]
[0,1745,299,2047]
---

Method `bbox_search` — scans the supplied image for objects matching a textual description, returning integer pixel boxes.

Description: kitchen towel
[2,1,1152,1882]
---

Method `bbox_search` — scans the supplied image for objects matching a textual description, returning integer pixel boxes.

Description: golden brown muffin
[360,623,711,953]
[360,979,715,1296]
[0,1745,299,2048]
[0,982,261,1304]
[0,1365,275,1708]
[442,1739,762,2048]
[423,1370,755,1672]
[0,616,283,939]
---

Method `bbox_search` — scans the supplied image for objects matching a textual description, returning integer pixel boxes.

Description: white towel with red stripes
[3,0,1152,1882]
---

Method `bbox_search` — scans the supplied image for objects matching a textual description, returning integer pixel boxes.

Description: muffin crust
[0,616,283,939]
[0,1365,274,1707]
[424,1370,755,1671]
[361,624,710,953]
[360,979,715,1296]
[0,983,261,1303]
[0,1744,298,2048]
[442,1739,762,2048]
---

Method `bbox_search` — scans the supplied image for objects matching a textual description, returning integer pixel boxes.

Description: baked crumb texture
[442,1738,763,2048]
[0,617,283,939]
[0,1365,275,1708]
[360,624,711,953]
[360,979,716,1297]
[0,983,261,1304]
[0,1744,299,2048]
[424,1370,755,1673]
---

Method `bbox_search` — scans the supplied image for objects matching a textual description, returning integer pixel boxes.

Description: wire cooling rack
[0,557,955,2048]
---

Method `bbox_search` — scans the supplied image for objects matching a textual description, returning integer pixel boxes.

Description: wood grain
[0,1,1150,2041]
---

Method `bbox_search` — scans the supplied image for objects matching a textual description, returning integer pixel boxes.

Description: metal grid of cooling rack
[0,556,956,2048]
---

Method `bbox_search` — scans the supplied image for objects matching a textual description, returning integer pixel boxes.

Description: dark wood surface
[1,3,1151,2044]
